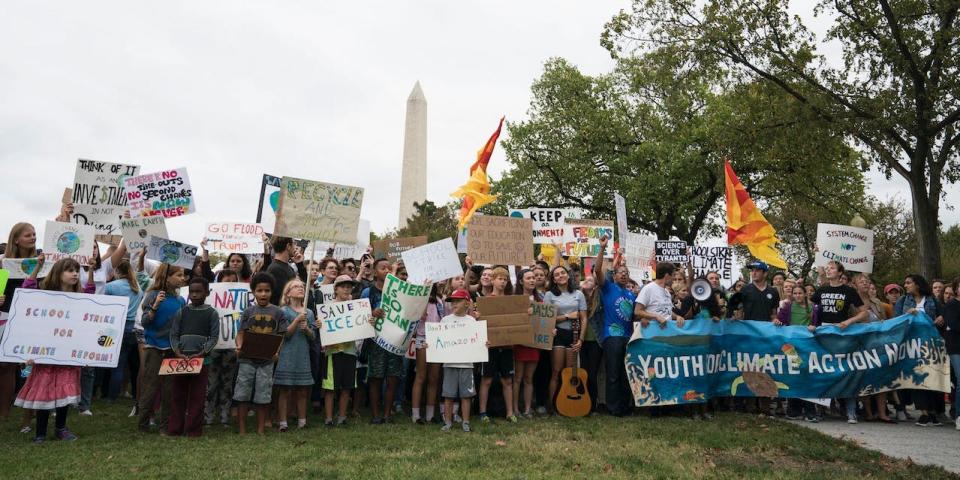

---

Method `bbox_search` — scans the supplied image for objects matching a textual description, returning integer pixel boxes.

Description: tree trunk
[908,172,943,280]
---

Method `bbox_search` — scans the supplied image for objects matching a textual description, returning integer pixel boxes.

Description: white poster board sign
[0,289,128,367]
[508,208,574,245]
[691,244,735,288]
[124,167,196,218]
[70,203,123,236]
[146,236,198,269]
[317,299,375,347]
[425,320,489,363]
[42,220,96,265]
[1,258,54,280]
[815,223,874,273]
[257,174,282,235]
[120,216,168,251]
[305,219,371,261]
[374,274,430,355]
[401,237,462,284]
[623,232,655,282]
[72,159,140,207]
[205,222,265,255]
[613,193,628,251]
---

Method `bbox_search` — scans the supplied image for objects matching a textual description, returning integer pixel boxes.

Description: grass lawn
[0,401,956,479]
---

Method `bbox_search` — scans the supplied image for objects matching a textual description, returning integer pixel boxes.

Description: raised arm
[595,236,609,287]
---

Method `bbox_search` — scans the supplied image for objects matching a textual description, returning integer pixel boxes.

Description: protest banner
[316,299,375,347]
[120,216,168,251]
[372,236,428,262]
[374,274,430,355]
[256,174,282,234]
[614,193,629,250]
[815,223,875,273]
[467,215,534,266]
[623,232,655,281]
[124,167,196,218]
[477,295,533,347]
[625,313,950,407]
[42,220,96,265]
[205,222,265,255]
[0,289,128,367]
[158,357,204,376]
[523,302,557,350]
[655,240,688,264]
[425,321,489,363]
[178,282,253,350]
[72,159,140,207]
[1,258,54,280]
[70,203,123,237]
[401,237,462,284]
[305,219,371,261]
[561,219,614,258]
[508,208,574,244]
[147,236,198,269]
[691,245,735,287]
[274,176,364,243]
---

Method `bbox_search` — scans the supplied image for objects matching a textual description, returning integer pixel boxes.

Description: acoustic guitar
[555,317,591,417]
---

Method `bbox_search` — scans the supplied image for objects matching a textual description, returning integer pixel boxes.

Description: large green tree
[604,0,960,278]
[495,53,864,245]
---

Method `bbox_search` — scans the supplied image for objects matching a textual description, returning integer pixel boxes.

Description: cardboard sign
[158,357,203,376]
[374,274,430,355]
[477,295,533,347]
[401,237,463,284]
[72,159,140,207]
[467,215,534,266]
[124,167,195,218]
[508,208,574,244]
[815,223,875,273]
[316,299,375,347]
[691,245,735,287]
[561,219,614,258]
[120,216,168,251]
[372,236,427,262]
[70,203,123,236]
[305,219,371,261]
[42,220,96,265]
[274,176,364,243]
[256,174,282,235]
[0,289,128,367]
[205,222,265,255]
[614,193,629,250]
[1,258,54,280]
[425,320,489,363]
[146,236,198,269]
[655,240,688,264]
[623,232,655,282]
[238,331,283,360]
[524,302,557,350]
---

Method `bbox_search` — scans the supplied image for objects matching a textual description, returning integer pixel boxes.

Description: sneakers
[370,417,385,425]
[929,415,943,426]
[703,412,714,420]
[55,429,78,441]
[413,417,425,425]
[784,415,803,421]
[507,415,518,423]
[462,422,471,432]
[896,410,907,421]
[522,411,534,419]
[128,406,138,418]
[479,413,490,423]
[955,416,960,431]
[19,426,31,434]
[324,419,334,428]
[536,406,547,415]
[847,415,858,424]
[336,416,348,427]
[79,410,93,417]
[33,436,45,444]
[915,414,932,426]
[691,414,703,421]
[805,415,819,423]
[453,413,463,424]
[278,424,289,433]
[441,423,452,432]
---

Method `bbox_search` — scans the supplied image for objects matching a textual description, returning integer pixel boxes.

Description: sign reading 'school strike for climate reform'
[124,167,196,218]
[0,289,129,368]
[815,223,875,273]
[274,177,364,243]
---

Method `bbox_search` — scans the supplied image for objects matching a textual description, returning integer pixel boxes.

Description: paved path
[789,416,960,474]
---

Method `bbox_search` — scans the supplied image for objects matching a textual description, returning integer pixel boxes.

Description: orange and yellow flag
[724,160,787,269]
[452,117,504,229]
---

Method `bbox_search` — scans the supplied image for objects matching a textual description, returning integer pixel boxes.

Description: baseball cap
[747,261,769,272]
[448,288,471,300]
[884,284,902,295]
[333,275,356,287]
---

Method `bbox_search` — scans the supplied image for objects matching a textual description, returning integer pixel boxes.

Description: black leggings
[36,407,69,437]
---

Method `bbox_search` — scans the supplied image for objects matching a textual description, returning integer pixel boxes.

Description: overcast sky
[1,1,955,247]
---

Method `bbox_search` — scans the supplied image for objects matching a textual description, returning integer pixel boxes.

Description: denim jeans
[950,354,960,408]
[581,340,602,412]
[602,336,632,416]
[78,367,96,410]
[108,332,140,401]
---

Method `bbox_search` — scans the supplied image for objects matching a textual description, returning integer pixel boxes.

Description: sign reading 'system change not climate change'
[815,223,874,273]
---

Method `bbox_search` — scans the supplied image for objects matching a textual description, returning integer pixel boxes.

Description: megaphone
[690,278,712,301]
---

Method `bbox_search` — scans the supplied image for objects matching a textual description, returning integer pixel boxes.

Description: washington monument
[398,81,427,228]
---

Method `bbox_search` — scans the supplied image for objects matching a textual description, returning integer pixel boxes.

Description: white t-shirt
[636,281,673,322]
[440,313,476,369]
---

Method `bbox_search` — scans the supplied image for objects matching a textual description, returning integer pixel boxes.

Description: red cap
[884,284,902,295]
[448,288,471,300]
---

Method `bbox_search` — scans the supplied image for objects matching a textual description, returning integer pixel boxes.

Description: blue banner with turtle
[625,313,950,406]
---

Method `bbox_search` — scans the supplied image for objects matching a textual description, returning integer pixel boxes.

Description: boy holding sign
[436,289,479,432]
[167,277,220,437]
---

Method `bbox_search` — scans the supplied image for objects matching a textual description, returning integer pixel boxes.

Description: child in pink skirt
[15,256,95,443]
